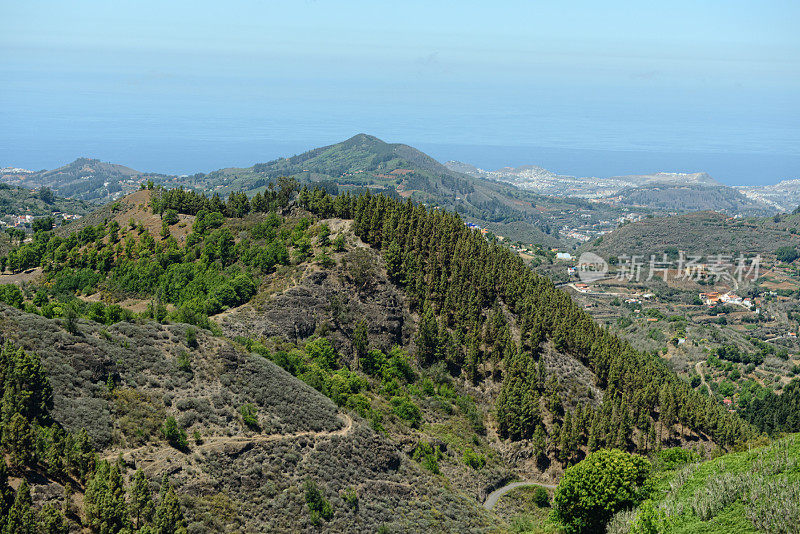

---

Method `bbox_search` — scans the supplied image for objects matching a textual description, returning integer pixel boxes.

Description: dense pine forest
[0,183,772,532]
[297,188,752,450]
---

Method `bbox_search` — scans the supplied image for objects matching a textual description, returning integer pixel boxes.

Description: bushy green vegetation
[162,415,188,450]
[608,434,800,534]
[0,186,327,329]
[303,479,333,525]
[552,449,652,533]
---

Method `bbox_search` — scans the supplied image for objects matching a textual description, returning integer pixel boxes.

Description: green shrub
[462,448,486,470]
[239,403,259,430]
[552,449,651,533]
[532,486,550,508]
[185,327,198,348]
[390,396,422,428]
[629,499,667,534]
[342,487,358,511]
[163,209,179,225]
[176,351,191,372]
[162,416,187,450]
[303,479,333,525]
[412,442,442,474]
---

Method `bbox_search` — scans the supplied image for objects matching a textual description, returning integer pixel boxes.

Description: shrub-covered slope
[0,305,496,532]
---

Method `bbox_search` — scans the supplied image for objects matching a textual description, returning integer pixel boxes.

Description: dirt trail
[695,361,710,395]
[196,413,353,452]
[104,413,353,467]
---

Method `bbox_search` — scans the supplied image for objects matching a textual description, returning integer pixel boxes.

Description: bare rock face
[220,247,411,358]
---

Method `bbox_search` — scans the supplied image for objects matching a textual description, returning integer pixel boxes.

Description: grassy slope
[608,434,800,533]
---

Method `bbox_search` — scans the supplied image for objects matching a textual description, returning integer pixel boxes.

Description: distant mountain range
[4,135,798,245]
[446,160,788,216]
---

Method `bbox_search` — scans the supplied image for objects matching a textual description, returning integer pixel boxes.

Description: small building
[720,293,743,305]
[555,252,573,261]
[699,292,721,306]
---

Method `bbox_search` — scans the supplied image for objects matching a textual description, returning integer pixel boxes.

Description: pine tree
[129,469,154,529]
[37,505,69,534]
[2,413,35,467]
[415,306,439,366]
[532,425,547,459]
[154,475,187,534]
[84,461,130,534]
[352,320,369,362]
[0,460,12,519]
[4,481,36,534]
[385,239,403,283]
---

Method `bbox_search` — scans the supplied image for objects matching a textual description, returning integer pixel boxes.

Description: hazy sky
[2,1,799,182]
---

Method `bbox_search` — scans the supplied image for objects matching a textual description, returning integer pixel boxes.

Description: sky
[1,1,799,184]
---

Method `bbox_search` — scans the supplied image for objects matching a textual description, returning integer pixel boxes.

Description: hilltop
[584,210,800,258]
[609,183,774,216]
[0,158,172,204]
[191,133,579,246]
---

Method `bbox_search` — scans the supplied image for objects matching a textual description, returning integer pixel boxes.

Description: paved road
[483,481,558,510]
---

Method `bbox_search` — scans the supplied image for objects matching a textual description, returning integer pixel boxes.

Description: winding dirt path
[104,413,353,466]
[196,413,353,452]
[695,361,710,395]
[483,480,558,510]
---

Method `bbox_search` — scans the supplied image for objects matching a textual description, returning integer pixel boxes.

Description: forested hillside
[0,184,756,532]
[585,210,800,258]
[611,183,774,216]
[0,184,91,218]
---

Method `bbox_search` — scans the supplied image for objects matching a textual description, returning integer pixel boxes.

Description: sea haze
[2,67,797,185]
